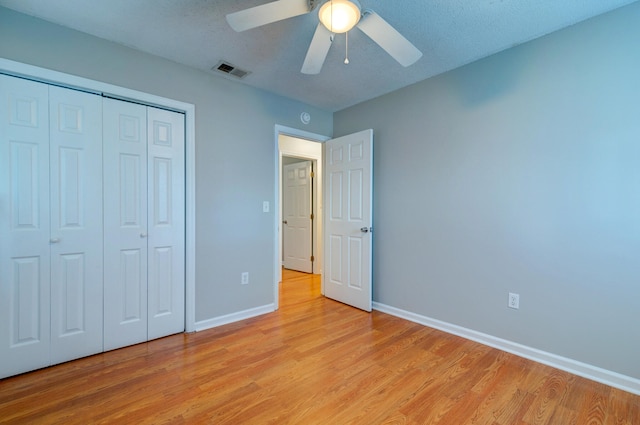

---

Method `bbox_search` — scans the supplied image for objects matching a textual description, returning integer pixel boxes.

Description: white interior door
[0,71,188,378]
[324,129,373,312]
[103,98,149,351]
[147,106,185,340]
[48,85,104,364]
[0,75,51,378]
[283,160,313,273]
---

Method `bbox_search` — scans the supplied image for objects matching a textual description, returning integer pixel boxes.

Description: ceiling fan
[226,0,423,74]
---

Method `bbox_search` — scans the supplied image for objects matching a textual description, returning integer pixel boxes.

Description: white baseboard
[373,302,640,396]
[194,304,275,332]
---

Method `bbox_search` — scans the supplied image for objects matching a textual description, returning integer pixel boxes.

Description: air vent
[213,61,251,79]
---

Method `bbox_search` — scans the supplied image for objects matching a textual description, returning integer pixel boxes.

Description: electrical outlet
[508,292,520,309]
[241,272,249,285]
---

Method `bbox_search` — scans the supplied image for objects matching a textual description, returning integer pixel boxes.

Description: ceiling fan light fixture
[318,0,361,34]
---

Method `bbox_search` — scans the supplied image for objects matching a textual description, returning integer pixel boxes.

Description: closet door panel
[0,76,51,378]
[103,98,149,351]
[49,86,103,364]
[147,107,185,340]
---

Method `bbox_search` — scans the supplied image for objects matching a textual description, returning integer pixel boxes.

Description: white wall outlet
[241,272,249,285]
[508,292,520,309]
[263,201,270,213]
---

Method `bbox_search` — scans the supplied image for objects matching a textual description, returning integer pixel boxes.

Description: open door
[324,129,373,312]
[283,160,313,273]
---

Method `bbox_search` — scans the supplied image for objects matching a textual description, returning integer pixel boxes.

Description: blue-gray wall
[0,6,333,323]
[334,2,640,379]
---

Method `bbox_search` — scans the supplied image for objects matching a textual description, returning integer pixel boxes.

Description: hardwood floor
[1,269,639,424]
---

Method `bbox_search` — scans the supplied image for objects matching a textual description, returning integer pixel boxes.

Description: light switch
[263,201,270,213]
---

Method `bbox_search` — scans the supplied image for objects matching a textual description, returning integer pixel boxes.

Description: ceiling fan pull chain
[344,31,350,64]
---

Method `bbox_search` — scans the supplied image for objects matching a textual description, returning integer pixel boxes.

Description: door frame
[274,125,329,310]
[0,58,197,333]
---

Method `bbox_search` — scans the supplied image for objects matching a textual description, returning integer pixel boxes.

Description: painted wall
[0,7,333,323]
[334,2,640,379]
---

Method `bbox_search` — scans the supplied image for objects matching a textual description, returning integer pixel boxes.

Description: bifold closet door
[147,107,185,340]
[48,86,103,365]
[0,77,103,377]
[0,76,51,378]
[103,101,185,349]
[103,99,148,351]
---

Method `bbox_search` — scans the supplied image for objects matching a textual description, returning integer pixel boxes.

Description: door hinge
[311,255,315,262]
[310,171,315,178]
[310,213,314,220]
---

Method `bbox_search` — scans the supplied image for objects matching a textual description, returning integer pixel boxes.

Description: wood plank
[0,269,639,424]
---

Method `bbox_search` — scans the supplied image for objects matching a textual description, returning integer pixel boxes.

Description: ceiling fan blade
[226,0,310,32]
[357,10,423,67]
[301,23,333,75]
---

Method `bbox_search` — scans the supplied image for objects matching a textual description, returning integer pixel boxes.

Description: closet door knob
[140,233,148,238]
[50,238,61,243]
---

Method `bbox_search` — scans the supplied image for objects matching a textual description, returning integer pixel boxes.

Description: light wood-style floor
[1,269,639,424]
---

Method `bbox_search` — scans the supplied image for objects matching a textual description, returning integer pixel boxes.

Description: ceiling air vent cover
[213,61,250,79]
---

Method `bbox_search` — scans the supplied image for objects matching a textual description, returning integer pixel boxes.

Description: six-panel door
[48,86,104,365]
[0,76,51,378]
[283,160,313,273]
[324,129,373,312]
[103,99,149,351]
[147,107,185,341]
[0,74,186,378]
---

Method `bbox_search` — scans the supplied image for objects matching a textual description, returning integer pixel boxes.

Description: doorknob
[360,227,369,233]
[140,233,148,238]
[283,220,288,225]
[50,238,61,243]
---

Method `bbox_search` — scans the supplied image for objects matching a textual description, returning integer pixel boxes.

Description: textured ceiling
[0,0,637,111]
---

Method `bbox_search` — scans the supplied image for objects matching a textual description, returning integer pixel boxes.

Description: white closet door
[48,86,104,364]
[147,107,185,340]
[103,99,149,351]
[0,76,51,378]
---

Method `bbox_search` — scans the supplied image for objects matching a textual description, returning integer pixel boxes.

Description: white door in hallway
[103,99,149,351]
[324,129,373,312]
[48,86,104,365]
[283,160,313,273]
[0,76,51,378]
[147,107,185,340]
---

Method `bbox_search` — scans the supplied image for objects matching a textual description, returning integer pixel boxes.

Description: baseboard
[194,304,275,332]
[373,302,640,396]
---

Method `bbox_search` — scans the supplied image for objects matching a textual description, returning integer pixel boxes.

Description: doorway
[274,126,374,312]
[274,126,329,309]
